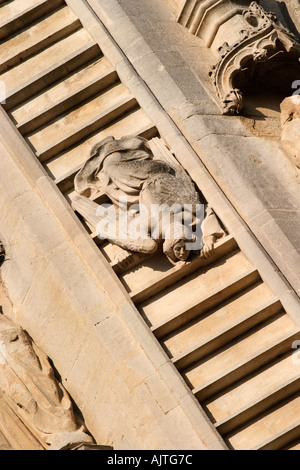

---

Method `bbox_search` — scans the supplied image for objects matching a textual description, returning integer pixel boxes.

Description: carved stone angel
[0,314,94,450]
[74,135,225,265]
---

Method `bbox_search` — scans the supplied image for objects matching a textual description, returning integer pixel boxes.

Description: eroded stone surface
[0,314,94,450]
[280,95,300,169]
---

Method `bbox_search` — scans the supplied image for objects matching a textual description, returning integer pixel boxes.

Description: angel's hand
[201,236,215,259]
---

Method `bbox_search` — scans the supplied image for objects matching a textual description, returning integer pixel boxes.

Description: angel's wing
[74,155,104,199]
[71,194,157,254]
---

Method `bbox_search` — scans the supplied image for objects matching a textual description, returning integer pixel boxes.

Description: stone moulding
[209,2,300,114]
[178,0,250,45]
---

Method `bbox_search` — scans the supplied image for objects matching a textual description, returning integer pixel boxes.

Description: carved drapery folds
[178,1,300,114]
[0,314,108,450]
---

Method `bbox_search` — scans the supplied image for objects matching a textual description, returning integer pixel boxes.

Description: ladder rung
[216,376,300,436]
[171,298,282,370]
[17,69,118,134]
[0,15,81,74]
[35,96,138,162]
[254,421,300,450]
[3,41,101,109]
[151,267,260,339]
[0,0,65,40]
[130,235,238,304]
[194,330,300,402]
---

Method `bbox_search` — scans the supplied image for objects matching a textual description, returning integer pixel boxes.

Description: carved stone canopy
[178,0,300,114]
[209,2,300,114]
[178,0,252,51]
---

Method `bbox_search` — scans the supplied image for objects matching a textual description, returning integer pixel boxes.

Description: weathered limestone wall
[0,109,225,450]
[1,0,300,451]
[86,0,300,296]
[161,0,186,18]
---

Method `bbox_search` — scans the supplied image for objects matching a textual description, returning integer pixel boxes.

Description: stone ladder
[0,0,157,190]
[1,0,300,451]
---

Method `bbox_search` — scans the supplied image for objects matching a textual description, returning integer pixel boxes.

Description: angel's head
[163,237,193,264]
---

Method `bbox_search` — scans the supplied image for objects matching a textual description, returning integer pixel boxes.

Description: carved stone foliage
[209,2,300,114]
[0,314,105,450]
[72,136,225,272]
[280,95,300,169]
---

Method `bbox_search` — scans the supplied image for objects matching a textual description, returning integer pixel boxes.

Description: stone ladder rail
[1,0,300,450]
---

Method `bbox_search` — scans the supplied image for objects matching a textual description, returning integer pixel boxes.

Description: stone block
[117,0,174,20]
[146,373,178,413]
